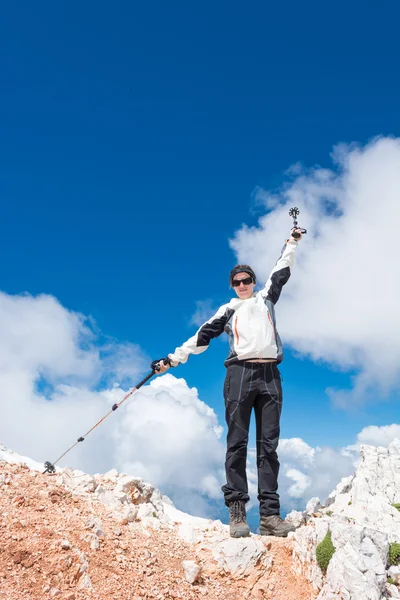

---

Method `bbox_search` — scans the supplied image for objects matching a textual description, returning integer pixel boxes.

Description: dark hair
[229,264,257,286]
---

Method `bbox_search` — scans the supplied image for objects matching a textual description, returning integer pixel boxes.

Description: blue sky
[1,1,400,520]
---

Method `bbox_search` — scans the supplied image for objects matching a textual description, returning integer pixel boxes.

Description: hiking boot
[259,514,296,537]
[229,500,250,538]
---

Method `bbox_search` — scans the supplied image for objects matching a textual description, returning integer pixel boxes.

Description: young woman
[156,228,303,537]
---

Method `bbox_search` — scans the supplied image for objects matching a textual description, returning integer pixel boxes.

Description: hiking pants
[221,361,282,516]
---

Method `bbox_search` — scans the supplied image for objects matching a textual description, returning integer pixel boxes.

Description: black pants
[221,361,282,516]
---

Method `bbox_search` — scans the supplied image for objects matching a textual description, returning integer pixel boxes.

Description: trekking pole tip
[43,461,56,475]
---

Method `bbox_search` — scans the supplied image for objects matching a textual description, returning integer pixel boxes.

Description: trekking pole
[289,207,307,239]
[43,358,171,474]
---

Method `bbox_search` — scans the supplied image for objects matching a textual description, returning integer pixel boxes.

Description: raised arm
[260,234,300,305]
[168,303,234,366]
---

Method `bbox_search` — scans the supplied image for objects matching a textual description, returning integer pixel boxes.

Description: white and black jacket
[168,240,298,368]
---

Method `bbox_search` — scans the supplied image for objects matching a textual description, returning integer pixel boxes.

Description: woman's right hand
[151,357,171,374]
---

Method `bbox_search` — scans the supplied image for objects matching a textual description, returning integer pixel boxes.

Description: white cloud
[0,291,226,517]
[113,374,225,515]
[276,438,358,509]
[274,425,400,510]
[285,468,312,498]
[278,437,315,468]
[0,292,98,382]
[189,300,219,327]
[248,436,358,510]
[348,423,400,450]
[230,137,400,406]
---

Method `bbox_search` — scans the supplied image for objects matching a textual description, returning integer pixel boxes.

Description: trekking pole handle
[150,357,172,372]
[291,227,307,239]
[289,207,307,239]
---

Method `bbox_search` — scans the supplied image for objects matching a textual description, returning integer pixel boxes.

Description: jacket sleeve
[168,303,233,366]
[260,239,298,305]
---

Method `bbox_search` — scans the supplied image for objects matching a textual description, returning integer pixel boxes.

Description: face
[231,272,255,299]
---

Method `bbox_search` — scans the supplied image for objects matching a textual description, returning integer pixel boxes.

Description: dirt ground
[0,462,316,600]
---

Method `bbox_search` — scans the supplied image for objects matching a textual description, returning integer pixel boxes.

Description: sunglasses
[232,276,254,287]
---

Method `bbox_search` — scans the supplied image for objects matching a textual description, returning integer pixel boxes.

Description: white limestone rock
[82,532,100,550]
[113,489,129,504]
[137,502,157,520]
[286,509,307,528]
[316,534,386,600]
[325,475,354,508]
[210,537,271,577]
[94,485,122,508]
[177,522,202,544]
[293,440,400,600]
[114,475,154,505]
[307,497,322,515]
[292,518,329,591]
[364,527,389,566]
[84,517,105,537]
[386,583,400,598]
[78,573,93,590]
[56,468,96,494]
[150,488,166,516]
[388,565,400,584]
[182,560,201,584]
[102,468,119,482]
[120,504,139,522]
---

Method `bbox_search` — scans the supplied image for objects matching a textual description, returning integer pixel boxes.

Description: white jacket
[169,239,298,367]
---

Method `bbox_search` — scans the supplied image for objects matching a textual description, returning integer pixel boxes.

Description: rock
[286,510,306,528]
[386,582,400,598]
[114,476,154,505]
[61,539,71,550]
[78,572,93,590]
[209,537,271,577]
[82,533,100,550]
[120,505,138,523]
[57,469,96,494]
[95,488,122,507]
[84,517,105,537]
[388,565,400,584]
[73,549,89,573]
[182,560,201,584]
[103,468,119,481]
[113,490,129,504]
[325,475,354,508]
[293,440,400,600]
[178,522,202,544]
[137,503,157,521]
[363,527,389,566]
[292,519,329,591]
[306,497,322,515]
[149,489,166,516]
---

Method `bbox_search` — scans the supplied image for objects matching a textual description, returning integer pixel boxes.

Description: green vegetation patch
[316,531,336,574]
[392,503,400,512]
[389,543,400,566]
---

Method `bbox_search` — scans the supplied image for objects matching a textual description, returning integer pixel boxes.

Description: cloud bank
[0,291,225,516]
[230,136,400,406]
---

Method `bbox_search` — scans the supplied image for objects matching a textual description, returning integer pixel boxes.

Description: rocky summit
[287,439,400,599]
[0,439,399,600]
